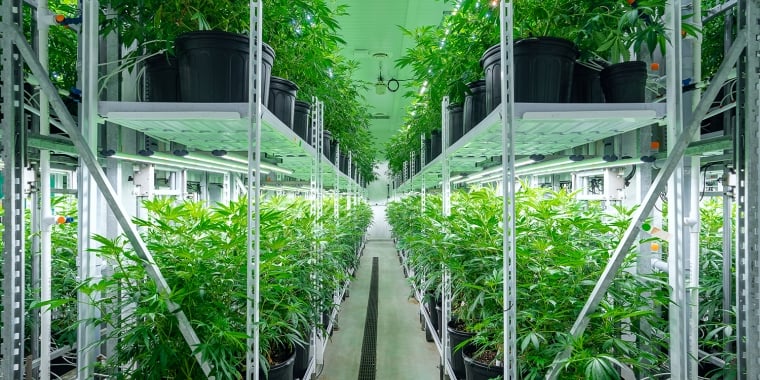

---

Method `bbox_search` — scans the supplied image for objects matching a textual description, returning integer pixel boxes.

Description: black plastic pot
[259,348,296,380]
[144,54,179,102]
[600,60,648,103]
[322,130,332,161]
[329,139,339,164]
[571,62,605,103]
[424,137,433,165]
[175,31,275,103]
[425,292,439,333]
[447,320,475,379]
[294,339,311,380]
[463,80,487,133]
[431,129,442,159]
[447,103,464,146]
[339,153,348,173]
[293,100,311,142]
[481,37,578,110]
[462,345,504,380]
[268,76,299,128]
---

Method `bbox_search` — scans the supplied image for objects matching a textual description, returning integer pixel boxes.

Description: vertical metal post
[420,134,426,208]
[440,96,451,379]
[246,2,263,379]
[2,0,27,375]
[664,0,698,376]
[500,2,517,378]
[76,0,104,376]
[721,0,736,355]
[334,144,339,221]
[736,0,760,376]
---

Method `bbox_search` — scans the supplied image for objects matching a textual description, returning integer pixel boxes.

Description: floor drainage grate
[358,257,379,380]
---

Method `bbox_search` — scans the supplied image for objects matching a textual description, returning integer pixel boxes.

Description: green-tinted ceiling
[334,1,452,158]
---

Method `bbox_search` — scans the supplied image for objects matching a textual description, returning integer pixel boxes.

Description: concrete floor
[320,211,440,379]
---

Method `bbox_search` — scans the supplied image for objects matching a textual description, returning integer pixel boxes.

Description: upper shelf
[98,101,357,189]
[398,102,667,192]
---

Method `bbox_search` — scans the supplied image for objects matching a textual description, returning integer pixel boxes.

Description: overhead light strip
[108,153,242,174]
[220,154,294,175]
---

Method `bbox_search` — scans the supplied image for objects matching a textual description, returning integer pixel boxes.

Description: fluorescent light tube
[219,154,293,175]
[109,153,237,174]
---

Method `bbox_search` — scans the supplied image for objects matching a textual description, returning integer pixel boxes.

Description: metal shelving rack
[392,0,760,379]
[2,1,363,379]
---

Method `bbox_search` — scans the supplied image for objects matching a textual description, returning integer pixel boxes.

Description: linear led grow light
[109,153,245,174]
[217,153,294,175]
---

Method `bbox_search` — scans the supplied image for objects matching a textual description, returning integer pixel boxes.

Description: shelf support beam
[735,0,760,376]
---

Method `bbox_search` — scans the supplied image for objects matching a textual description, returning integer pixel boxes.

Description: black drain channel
[358,257,379,380]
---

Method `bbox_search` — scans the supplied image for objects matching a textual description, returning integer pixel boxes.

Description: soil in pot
[481,37,578,109]
[448,320,475,380]
[571,61,605,103]
[259,346,296,380]
[447,103,464,146]
[293,100,311,141]
[175,31,275,103]
[463,80,487,133]
[462,344,504,380]
[268,77,299,128]
[144,54,179,102]
[600,60,648,103]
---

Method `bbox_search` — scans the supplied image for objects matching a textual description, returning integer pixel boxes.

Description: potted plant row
[65,195,371,379]
[388,186,680,379]
[100,0,378,183]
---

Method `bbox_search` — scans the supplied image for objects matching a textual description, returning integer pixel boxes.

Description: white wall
[366,161,391,205]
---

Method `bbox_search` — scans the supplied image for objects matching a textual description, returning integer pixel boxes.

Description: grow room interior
[1,0,758,379]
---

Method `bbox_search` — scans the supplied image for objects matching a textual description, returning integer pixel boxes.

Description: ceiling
[333,0,452,158]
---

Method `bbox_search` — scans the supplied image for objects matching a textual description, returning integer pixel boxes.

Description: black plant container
[600,60,648,103]
[481,37,578,110]
[448,321,475,380]
[322,130,332,160]
[294,339,311,380]
[329,139,339,164]
[463,80,487,133]
[414,153,421,174]
[268,76,299,128]
[144,54,179,102]
[431,129,442,159]
[424,137,433,164]
[340,153,349,173]
[258,348,296,380]
[447,103,464,146]
[293,100,311,142]
[462,345,504,380]
[571,61,605,103]
[175,31,275,103]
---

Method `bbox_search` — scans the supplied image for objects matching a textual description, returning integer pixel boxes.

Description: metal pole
[440,95,451,379]
[36,0,54,377]
[2,0,28,376]
[736,0,760,376]
[545,32,747,379]
[246,2,263,379]
[500,2,517,378]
